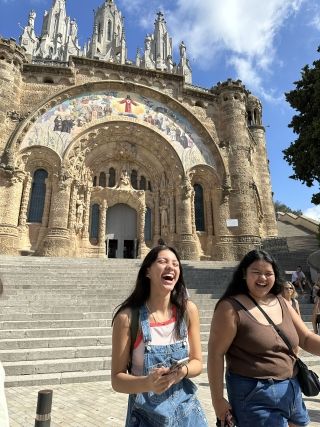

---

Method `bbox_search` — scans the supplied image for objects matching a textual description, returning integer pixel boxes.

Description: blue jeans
[226,371,310,426]
[125,305,208,427]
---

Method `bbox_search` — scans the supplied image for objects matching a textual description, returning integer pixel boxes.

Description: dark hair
[112,245,188,339]
[218,249,283,304]
[317,288,320,298]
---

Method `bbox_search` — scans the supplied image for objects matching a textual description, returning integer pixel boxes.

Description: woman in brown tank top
[207,250,320,427]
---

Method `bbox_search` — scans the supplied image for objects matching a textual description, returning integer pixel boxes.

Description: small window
[107,20,112,41]
[131,170,138,189]
[194,183,205,231]
[99,172,106,187]
[108,168,116,187]
[90,204,100,239]
[28,169,48,223]
[144,207,152,241]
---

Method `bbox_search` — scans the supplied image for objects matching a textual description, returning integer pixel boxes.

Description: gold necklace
[145,302,171,324]
[145,302,158,323]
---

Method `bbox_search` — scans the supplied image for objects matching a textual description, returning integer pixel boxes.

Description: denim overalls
[125,305,208,427]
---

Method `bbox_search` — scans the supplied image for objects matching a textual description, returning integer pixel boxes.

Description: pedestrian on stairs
[111,244,208,427]
[207,249,320,427]
[0,278,10,427]
[312,288,320,334]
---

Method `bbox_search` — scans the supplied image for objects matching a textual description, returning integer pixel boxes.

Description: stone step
[0,319,111,329]
[0,345,111,362]
[0,326,109,340]
[4,370,111,388]
[0,336,110,350]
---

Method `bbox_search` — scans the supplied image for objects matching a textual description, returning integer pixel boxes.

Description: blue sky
[1,0,320,220]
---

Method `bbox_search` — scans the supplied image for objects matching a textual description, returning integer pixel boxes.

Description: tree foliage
[283,47,320,205]
[274,200,302,216]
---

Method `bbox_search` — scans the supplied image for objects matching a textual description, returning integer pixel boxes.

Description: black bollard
[34,389,53,427]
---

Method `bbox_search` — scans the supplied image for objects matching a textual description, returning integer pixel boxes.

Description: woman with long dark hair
[208,249,320,427]
[111,245,208,426]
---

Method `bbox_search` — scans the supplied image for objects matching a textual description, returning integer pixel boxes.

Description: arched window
[148,181,152,192]
[131,170,138,189]
[140,175,146,190]
[99,172,106,187]
[194,184,205,231]
[90,204,100,239]
[93,176,97,187]
[28,169,48,223]
[108,167,116,187]
[107,20,112,41]
[144,207,152,241]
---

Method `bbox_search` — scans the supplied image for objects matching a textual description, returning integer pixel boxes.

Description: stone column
[98,200,107,257]
[175,177,199,260]
[138,200,148,258]
[82,187,92,241]
[40,175,73,257]
[153,186,160,244]
[0,169,25,254]
[18,173,32,226]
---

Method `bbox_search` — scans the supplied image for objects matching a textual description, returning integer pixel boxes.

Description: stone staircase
[273,221,319,274]
[0,250,318,388]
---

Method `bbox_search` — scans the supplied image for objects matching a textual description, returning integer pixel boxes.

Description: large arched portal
[106,203,137,258]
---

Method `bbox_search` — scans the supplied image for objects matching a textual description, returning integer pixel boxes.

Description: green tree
[274,200,302,216]
[283,47,320,205]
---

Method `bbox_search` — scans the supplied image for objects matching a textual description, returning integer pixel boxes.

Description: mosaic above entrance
[20,91,216,170]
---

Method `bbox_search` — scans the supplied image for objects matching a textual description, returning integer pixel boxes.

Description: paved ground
[5,369,320,427]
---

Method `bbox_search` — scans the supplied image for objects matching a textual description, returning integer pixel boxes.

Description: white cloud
[303,206,320,222]
[167,0,305,97]
[119,0,307,100]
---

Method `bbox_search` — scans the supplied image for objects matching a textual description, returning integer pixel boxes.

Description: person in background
[312,288,320,334]
[111,245,208,426]
[0,278,9,427]
[291,266,309,294]
[208,249,320,427]
[311,278,320,304]
[281,281,301,316]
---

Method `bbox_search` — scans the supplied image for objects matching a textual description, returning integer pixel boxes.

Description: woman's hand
[214,397,232,425]
[147,367,178,394]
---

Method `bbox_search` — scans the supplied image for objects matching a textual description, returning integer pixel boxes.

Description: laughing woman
[111,245,208,427]
[208,250,320,427]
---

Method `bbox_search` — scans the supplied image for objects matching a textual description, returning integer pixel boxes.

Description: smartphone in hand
[169,357,189,372]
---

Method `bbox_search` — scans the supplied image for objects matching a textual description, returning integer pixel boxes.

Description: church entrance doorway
[106,204,137,258]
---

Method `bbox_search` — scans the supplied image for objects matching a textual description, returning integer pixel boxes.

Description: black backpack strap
[128,307,140,373]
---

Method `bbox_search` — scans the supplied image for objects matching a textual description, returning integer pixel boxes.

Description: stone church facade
[0,0,277,261]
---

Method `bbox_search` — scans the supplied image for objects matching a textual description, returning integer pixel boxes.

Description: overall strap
[246,294,297,358]
[139,305,152,343]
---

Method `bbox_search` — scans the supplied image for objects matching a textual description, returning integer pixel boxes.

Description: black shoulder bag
[246,294,320,397]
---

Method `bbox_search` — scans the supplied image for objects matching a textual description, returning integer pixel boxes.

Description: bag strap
[128,307,140,373]
[246,294,297,359]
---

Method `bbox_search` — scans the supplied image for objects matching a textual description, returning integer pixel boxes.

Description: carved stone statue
[76,195,84,225]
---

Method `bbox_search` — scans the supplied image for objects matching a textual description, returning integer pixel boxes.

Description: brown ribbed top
[226,296,299,380]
